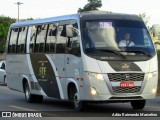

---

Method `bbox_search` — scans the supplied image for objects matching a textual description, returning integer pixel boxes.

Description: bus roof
[10,12,142,28]
[80,11,142,21]
[10,14,79,28]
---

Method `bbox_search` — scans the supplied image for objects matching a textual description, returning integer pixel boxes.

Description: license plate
[120,82,134,88]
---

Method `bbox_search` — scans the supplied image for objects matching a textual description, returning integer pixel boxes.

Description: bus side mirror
[66,25,73,38]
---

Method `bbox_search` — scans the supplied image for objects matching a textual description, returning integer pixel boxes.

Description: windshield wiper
[125,50,152,57]
[97,49,126,58]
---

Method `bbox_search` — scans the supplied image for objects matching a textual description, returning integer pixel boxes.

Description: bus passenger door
[65,33,83,96]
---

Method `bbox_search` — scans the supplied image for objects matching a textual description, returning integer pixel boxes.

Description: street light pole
[14,2,23,22]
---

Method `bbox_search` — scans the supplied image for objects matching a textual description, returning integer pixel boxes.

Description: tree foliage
[21,18,34,21]
[78,0,102,13]
[150,24,160,37]
[0,15,16,53]
[139,13,150,27]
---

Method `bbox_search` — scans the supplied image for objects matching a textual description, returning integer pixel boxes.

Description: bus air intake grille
[112,86,141,93]
[109,96,143,100]
[108,73,144,82]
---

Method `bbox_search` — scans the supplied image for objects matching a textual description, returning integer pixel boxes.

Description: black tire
[71,88,86,111]
[4,76,7,86]
[24,82,43,103]
[131,100,146,110]
[33,95,43,103]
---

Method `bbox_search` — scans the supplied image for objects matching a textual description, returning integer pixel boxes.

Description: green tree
[139,13,150,27]
[149,24,160,43]
[21,18,34,21]
[78,0,102,13]
[0,15,15,53]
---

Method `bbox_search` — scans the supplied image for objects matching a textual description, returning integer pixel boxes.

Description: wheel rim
[25,85,30,100]
[73,93,79,108]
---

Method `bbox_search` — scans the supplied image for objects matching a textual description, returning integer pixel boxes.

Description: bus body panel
[65,54,84,99]
[6,54,47,96]
[6,54,28,91]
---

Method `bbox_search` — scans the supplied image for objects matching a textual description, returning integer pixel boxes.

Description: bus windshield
[81,20,155,60]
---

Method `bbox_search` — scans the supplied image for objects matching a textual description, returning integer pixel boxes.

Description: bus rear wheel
[4,76,7,86]
[24,82,43,103]
[131,100,146,110]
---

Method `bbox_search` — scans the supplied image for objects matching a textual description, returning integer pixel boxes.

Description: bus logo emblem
[39,67,46,78]
[38,60,48,66]
[38,60,48,78]
[121,63,130,69]
[124,74,130,79]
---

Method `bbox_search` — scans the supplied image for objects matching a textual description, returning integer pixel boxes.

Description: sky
[0,0,159,26]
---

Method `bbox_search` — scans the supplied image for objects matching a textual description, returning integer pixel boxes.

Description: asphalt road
[0,84,160,119]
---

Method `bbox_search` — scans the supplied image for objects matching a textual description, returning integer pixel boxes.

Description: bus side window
[8,28,19,53]
[17,27,27,53]
[66,20,81,56]
[35,24,47,53]
[45,24,57,53]
[30,26,36,53]
[8,30,12,53]
[56,25,66,53]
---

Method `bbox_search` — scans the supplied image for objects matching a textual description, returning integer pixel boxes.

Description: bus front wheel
[24,82,43,103]
[72,89,86,111]
[131,100,146,109]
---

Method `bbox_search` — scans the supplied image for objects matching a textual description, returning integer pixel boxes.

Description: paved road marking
[0,86,9,89]
[9,105,36,111]
[145,105,160,110]
[9,105,58,117]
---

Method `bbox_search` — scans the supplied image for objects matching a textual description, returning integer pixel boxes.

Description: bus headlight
[91,87,98,95]
[152,88,157,94]
[96,74,104,80]
[147,72,158,80]
[148,73,153,79]
[86,72,104,81]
